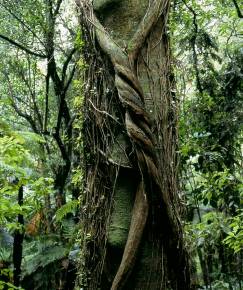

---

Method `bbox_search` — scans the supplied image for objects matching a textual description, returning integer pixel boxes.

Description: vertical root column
[111,182,149,290]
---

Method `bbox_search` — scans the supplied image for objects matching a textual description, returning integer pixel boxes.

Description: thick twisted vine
[77,1,184,289]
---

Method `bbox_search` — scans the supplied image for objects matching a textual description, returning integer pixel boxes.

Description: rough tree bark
[76,1,192,289]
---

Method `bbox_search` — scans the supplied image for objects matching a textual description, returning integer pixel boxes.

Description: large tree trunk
[76,1,192,289]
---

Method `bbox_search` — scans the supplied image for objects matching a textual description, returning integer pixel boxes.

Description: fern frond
[55,200,78,222]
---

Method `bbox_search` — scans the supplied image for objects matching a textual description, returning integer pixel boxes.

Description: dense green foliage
[0,0,80,289]
[0,0,242,289]
[173,0,242,288]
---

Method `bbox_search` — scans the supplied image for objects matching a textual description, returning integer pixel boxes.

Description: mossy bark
[78,1,192,289]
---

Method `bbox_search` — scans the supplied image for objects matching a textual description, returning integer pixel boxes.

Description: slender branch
[53,129,70,162]
[59,15,76,36]
[183,0,203,94]
[0,34,46,58]
[45,34,72,162]
[47,0,54,17]
[16,59,44,129]
[55,93,71,133]
[0,3,46,46]
[5,73,39,133]
[54,0,63,16]
[65,114,76,135]
[61,48,77,82]
[232,0,243,18]
[44,74,50,132]
[88,99,120,123]
[48,55,62,91]
[11,102,39,133]
[64,64,76,94]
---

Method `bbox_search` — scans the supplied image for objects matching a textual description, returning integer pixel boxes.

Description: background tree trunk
[77,1,192,289]
[13,185,24,287]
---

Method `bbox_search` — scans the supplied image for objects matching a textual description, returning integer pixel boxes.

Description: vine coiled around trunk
[77,1,191,289]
